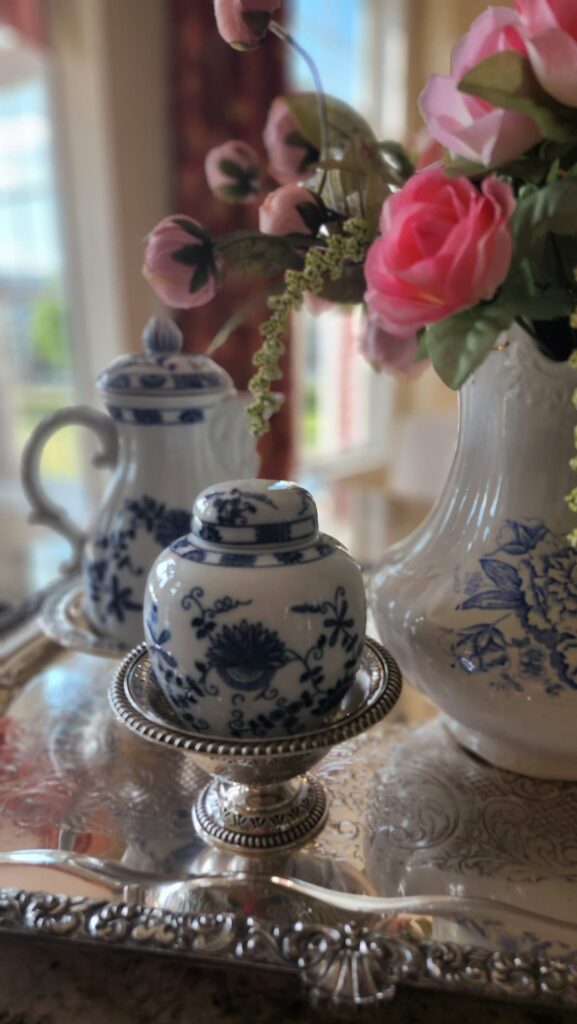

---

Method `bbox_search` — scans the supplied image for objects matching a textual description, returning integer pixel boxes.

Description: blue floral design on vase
[83,494,191,645]
[447,519,577,696]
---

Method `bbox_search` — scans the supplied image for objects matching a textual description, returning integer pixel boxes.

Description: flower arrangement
[143,0,577,535]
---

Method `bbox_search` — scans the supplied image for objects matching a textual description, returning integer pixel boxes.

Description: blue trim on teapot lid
[97,317,234,398]
[191,480,319,548]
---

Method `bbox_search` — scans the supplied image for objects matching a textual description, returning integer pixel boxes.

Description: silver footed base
[193,775,328,852]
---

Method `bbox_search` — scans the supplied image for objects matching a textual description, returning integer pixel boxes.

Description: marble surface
[0,933,572,1024]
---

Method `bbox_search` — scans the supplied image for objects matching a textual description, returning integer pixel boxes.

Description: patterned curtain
[0,0,46,47]
[169,1,292,479]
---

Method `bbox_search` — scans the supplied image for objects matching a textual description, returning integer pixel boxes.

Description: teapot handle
[20,405,119,573]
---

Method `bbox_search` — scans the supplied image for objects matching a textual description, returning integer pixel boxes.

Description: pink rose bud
[259,184,324,236]
[358,317,428,379]
[214,0,281,50]
[143,216,217,309]
[263,96,319,184]
[408,126,445,170]
[419,6,542,166]
[205,140,263,203]
[515,0,577,108]
[364,169,515,337]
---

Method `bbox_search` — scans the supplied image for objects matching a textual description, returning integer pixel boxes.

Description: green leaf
[444,156,486,179]
[376,140,415,182]
[502,277,573,319]
[240,11,271,41]
[218,183,256,202]
[425,303,514,389]
[171,218,212,244]
[295,200,324,234]
[171,244,208,267]
[284,92,378,153]
[215,230,303,276]
[511,177,577,256]
[459,51,577,142]
[189,262,210,294]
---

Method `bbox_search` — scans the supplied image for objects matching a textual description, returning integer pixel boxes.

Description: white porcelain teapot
[21,317,260,647]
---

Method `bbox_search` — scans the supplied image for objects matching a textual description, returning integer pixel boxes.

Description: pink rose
[409,126,445,170]
[263,96,319,184]
[358,317,428,379]
[515,0,577,107]
[213,0,281,50]
[143,216,217,309]
[259,184,323,236]
[364,169,515,336]
[205,140,263,203]
[419,6,542,166]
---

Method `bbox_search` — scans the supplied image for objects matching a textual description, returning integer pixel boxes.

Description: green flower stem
[269,21,328,162]
[247,218,371,436]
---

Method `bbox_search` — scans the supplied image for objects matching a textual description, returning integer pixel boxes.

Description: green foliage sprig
[247,218,371,435]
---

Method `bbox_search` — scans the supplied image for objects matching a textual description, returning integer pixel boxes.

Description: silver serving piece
[4,615,577,1010]
[110,638,402,852]
[41,575,127,657]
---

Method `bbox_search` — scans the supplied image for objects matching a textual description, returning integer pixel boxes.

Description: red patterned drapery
[169,1,292,479]
[0,0,46,48]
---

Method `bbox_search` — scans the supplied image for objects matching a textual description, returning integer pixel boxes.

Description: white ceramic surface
[144,479,367,738]
[21,318,260,648]
[371,326,577,778]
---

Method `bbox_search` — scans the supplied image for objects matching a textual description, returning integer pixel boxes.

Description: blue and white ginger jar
[144,479,367,738]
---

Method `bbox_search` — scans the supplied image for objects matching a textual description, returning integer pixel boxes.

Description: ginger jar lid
[96,317,234,400]
[191,480,319,548]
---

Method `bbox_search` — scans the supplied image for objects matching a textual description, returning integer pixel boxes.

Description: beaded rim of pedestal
[109,638,402,851]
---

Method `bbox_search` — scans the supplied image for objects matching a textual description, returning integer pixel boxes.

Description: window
[0,24,79,592]
[287,0,408,479]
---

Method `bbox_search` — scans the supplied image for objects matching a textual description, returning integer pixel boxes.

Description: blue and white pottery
[144,479,367,738]
[21,318,260,647]
[371,325,577,779]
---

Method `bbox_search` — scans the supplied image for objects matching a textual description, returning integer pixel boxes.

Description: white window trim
[47,0,172,407]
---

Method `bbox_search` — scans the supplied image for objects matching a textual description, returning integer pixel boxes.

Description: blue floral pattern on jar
[146,584,363,737]
[447,519,577,696]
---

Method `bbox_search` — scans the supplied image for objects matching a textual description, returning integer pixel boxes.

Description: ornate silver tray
[40,575,128,657]
[2,615,577,1010]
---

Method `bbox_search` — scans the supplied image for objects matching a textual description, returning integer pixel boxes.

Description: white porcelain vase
[371,327,577,779]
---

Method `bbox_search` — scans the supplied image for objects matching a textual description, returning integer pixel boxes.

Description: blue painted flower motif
[204,487,277,526]
[106,574,142,621]
[86,495,194,624]
[448,519,577,695]
[453,624,509,673]
[207,620,290,691]
[463,571,483,597]
[153,508,191,549]
[145,602,177,668]
[542,549,577,620]
[520,647,545,678]
[494,520,549,556]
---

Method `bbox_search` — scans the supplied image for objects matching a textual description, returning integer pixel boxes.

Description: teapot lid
[191,479,318,547]
[96,317,235,398]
